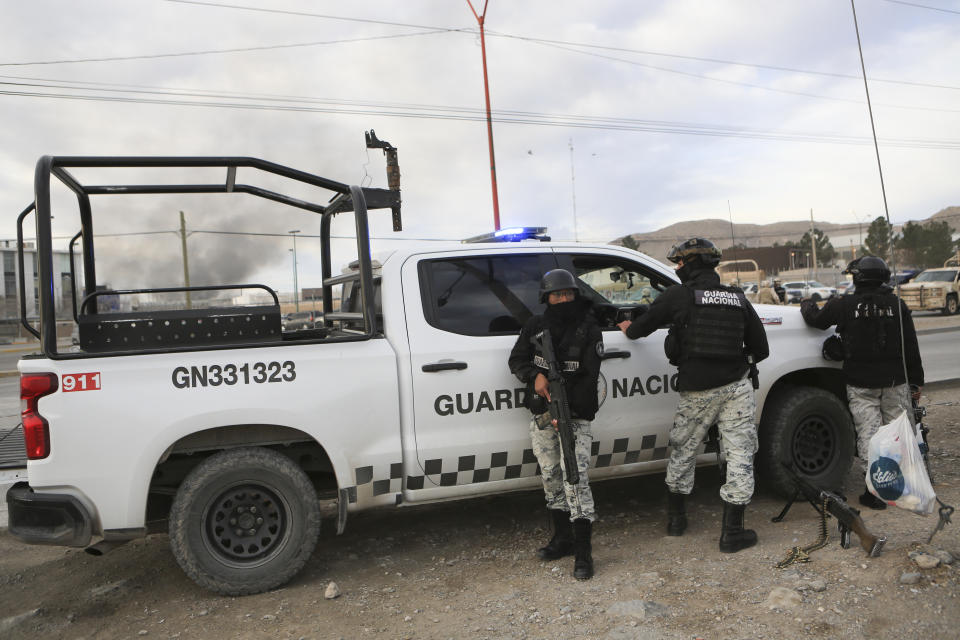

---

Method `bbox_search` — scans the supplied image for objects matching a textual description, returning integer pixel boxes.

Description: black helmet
[666,238,722,267]
[539,269,578,303]
[842,257,861,276]
[849,255,890,285]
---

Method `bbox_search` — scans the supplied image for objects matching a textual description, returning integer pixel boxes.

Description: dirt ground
[2,384,958,640]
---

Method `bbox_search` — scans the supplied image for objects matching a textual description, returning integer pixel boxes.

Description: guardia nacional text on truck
[8,133,857,595]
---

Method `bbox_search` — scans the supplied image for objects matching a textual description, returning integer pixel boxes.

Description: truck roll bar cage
[15,135,401,358]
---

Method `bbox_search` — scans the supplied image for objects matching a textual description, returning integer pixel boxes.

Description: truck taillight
[21,373,59,460]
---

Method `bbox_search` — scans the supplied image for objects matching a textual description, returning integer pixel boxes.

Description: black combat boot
[572,518,594,580]
[859,487,887,510]
[666,491,687,536]
[537,510,574,560]
[718,500,758,553]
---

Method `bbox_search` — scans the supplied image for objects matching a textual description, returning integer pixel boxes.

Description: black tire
[942,294,958,316]
[758,386,855,497]
[169,447,320,596]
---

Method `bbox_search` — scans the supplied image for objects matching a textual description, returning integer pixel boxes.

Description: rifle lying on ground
[772,462,886,566]
[535,328,579,486]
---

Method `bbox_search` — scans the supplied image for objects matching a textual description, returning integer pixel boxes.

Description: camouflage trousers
[529,416,596,522]
[847,384,913,473]
[665,377,758,505]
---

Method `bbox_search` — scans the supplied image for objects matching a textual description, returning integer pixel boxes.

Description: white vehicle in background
[782,280,836,303]
[7,142,855,596]
[898,267,960,315]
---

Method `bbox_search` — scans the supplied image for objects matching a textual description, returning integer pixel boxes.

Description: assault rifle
[535,328,580,486]
[773,462,886,557]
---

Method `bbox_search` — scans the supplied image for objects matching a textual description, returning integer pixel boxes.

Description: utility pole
[289,230,300,312]
[179,211,191,309]
[728,200,740,286]
[809,208,818,275]
[466,0,501,229]
[569,139,578,241]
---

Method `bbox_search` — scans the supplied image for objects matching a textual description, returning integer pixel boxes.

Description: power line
[486,30,960,92]
[519,37,960,114]
[2,79,959,149]
[6,72,959,121]
[21,211,948,248]
[2,2,953,95]
[168,0,960,91]
[31,229,462,243]
[163,0,464,30]
[0,29,457,67]
[879,0,960,15]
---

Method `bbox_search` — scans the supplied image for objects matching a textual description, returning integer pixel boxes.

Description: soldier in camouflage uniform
[801,256,924,510]
[618,238,769,553]
[509,269,603,580]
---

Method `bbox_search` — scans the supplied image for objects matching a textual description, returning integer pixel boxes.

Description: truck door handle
[421,361,468,372]
[601,349,631,360]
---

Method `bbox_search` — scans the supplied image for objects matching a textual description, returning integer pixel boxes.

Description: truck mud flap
[337,487,349,535]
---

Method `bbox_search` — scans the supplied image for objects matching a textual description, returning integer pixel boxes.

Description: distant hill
[616,207,959,261]
[931,206,960,226]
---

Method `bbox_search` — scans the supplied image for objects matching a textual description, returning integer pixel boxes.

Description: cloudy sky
[2,0,958,290]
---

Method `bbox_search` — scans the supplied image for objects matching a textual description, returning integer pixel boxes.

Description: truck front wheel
[169,447,320,596]
[758,386,855,498]
[943,294,958,316]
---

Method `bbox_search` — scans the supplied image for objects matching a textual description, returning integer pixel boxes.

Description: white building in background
[0,240,76,319]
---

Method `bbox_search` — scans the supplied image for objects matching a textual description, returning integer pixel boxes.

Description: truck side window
[565,256,669,305]
[420,255,545,336]
[552,254,675,328]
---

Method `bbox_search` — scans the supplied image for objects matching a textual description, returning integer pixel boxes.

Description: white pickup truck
[8,143,854,595]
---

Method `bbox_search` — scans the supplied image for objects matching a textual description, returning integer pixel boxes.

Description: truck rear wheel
[758,386,854,498]
[169,447,320,596]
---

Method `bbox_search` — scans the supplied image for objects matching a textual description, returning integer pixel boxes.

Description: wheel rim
[790,413,836,475]
[201,482,290,568]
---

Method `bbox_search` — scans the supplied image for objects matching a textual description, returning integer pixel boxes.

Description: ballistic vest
[680,285,748,361]
[525,315,596,417]
[531,320,589,373]
[840,292,903,363]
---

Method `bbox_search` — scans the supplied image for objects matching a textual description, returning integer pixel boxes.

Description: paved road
[918,328,958,385]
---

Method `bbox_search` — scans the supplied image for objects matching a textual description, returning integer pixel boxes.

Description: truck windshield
[913,270,956,283]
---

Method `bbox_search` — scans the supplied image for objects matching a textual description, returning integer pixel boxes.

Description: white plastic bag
[866,410,936,515]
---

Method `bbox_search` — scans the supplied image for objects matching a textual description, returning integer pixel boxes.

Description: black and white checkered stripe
[343,432,718,502]
[343,462,404,504]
